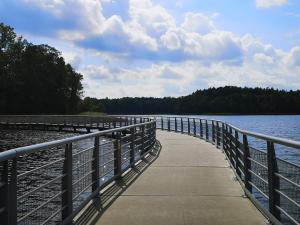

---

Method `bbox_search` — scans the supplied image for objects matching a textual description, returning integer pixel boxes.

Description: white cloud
[254,53,274,64]
[256,0,288,8]
[16,0,300,97]
[183,31,242,61]
[160,30,181,50]
[181,13,215,34]
[129,0,176,36]
[285,46,300,67]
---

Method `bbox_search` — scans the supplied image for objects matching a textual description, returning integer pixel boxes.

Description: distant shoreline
[112,113,300,116]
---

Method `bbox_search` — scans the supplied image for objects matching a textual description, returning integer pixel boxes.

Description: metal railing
[0,115,151,132]
[0,118,156,225]
[154,116,300,225]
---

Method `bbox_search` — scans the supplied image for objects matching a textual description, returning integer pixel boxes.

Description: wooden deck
[80,130,267,225]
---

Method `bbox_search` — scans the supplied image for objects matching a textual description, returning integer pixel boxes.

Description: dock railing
[0,115,151,132]
[154,116,300,225]
[0,117,156,225]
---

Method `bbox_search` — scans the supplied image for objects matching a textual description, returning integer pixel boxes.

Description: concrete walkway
[93,131,267,225]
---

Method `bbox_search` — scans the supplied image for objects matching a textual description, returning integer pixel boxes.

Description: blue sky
[1,0,300,98]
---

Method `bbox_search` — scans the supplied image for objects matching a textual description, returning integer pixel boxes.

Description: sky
[1,0,300,98]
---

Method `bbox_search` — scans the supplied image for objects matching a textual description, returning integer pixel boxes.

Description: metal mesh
[277,158,300,224]
[17,146,65,225]
[99,140,115,185]
[72,138,94,210]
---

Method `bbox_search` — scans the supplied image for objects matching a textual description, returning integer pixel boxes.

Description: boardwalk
[89,130,266,225]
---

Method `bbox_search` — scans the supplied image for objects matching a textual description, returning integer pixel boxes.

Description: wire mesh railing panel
[16,145,65,225]
[155,116,300,225]
[248,147,269,207]
[0,119,156,225]
[99,140,115,185]
[276,153,300,225]
[72,137,95,210]
[121,139,131,170]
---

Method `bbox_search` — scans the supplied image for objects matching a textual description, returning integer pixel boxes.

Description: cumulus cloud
[160,30,181,50]
[254,53,274,64]
[256,0,288,8]
[129,0,176,36]
[181,13,215,34]
[285,47,300,67]
[2,0,300,98]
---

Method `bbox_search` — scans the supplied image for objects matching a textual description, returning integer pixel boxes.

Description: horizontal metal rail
[0,116,156,225]
[154,116,300,225]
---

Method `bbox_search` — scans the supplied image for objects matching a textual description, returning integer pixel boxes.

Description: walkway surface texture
[94,130,267,225]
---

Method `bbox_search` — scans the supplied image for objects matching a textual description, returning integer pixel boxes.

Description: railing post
[224,125,229,154]
[242,134,252,193]
[92,136,100,195]
[161,117,164,130]
[222,123,225,150]
[193,118,196,136]
[62,143,73,223]
[181,118,183,133]
[114,132,122,179]
[200,119,203,138]
[234,131,240,177]
[141,125,145,155]
[229,127,234,164]
[267,141,281,220]
[168,118,170,131]
[175,117,177,132]
[130,127,135,167]
[216,122,220,147]
[205,120,209,141]
[212,121,215,144]
[188,118,190,135]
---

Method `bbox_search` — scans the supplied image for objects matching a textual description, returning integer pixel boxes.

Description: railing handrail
[155,115,300,225]
[0,116,157,225]
[0,120,154,162]
[153,116,300,149]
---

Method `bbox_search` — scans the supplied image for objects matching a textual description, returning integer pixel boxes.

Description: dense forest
[1,23,300,115]
[0,23,83,114]
[88,86,300,114]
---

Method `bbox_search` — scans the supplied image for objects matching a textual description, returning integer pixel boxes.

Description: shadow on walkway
[74,141,162,225]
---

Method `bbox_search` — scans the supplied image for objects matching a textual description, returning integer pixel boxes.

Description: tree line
[0,23,83,114]
[89,86,300,114]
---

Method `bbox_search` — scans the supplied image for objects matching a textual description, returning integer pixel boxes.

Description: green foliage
[0,23,83,114]
[79,97,105,113]
[98,86,300,114]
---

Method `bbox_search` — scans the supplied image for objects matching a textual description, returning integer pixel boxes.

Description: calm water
[192,115,300,142]
[158,115,300,165]
[0,129,77,152]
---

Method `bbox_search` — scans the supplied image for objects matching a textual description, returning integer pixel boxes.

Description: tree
[0,23,83,114]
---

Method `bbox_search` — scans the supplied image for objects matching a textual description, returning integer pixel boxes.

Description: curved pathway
[93,130,267,225]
